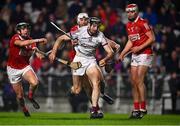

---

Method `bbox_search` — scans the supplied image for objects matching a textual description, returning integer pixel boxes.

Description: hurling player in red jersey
[7,22,47,117]
[69,13,89,61]
[119,4,155,119]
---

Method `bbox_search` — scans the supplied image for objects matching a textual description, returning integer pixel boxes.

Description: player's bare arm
[14,38,47,47]
[119,40,133,61]
[99,44,114,67]
[106,38,120,53]
[131,31,155,53]
[49,34,71,62]
[34,51,45,59]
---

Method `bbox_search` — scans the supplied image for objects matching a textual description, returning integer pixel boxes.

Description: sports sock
[91,106,98,112]
[28,85,38,99]
[133,102,140,110]
[19,98,25,107]
[96,104,100,110]
[140,101,146,110]
[19,98,28,111]
[22,106,28,112]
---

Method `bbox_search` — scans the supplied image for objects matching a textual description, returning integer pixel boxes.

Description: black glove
[104,60,115,73]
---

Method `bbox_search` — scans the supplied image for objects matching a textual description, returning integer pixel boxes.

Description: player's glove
[104,60,115,73]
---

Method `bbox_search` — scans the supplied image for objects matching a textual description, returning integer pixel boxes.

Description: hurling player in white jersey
[49,17,113,119]
[69,13,117,117]
[71,13,120,105]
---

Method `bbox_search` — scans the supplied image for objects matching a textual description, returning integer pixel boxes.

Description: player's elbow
[152,35,155,42]
[57,36,63,42]
[150,35,155,44]
[149,31,155,43]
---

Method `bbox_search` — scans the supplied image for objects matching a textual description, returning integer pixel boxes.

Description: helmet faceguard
[125,4,139,22]
[15,22,31,39]
[15,22,31,32]
[88,17,101,36]
[89,17,101,26]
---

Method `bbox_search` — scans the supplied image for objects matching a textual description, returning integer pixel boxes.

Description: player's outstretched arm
[106,38,120,53]
[49,34,71,63]
[14,38,47,47]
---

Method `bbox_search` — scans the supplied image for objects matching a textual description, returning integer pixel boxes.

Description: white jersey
[70,26,107,58]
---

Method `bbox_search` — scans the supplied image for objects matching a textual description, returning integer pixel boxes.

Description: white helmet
[77,13,89,23]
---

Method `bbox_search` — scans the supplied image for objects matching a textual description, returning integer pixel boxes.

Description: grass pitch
[0,112,179,125]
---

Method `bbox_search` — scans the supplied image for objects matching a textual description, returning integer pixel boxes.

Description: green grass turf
[0,112,179,125]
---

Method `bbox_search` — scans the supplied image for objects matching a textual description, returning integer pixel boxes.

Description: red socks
[134,101,146,110]
[140,101,146,110]
[133,102,140,110]
[28,90,33,99]
[22,106,28,112]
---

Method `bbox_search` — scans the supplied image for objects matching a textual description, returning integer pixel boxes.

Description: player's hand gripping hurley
[34,47,82,70]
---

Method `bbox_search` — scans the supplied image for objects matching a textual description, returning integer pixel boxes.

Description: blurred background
[0,0,179,114]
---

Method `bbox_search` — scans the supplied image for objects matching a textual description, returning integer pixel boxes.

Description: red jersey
[126,16,153,54]
[70,25,79,33]
[69,25,79,61]
[7,34,36,69]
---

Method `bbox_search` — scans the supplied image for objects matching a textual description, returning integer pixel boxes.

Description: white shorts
[72,55,98,76]
[131,54,153,67]
[7,65,35,84]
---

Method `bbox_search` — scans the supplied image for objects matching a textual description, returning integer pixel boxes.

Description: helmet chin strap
[128,17,136,22]
[128,15,138,22]
[18,31,30,39]
[22,36,29,39]
[19,34,29,40]
[88,30,99,36]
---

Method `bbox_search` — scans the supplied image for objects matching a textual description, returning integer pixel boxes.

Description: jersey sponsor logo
[128,34,140,42]
[79,37,98,48]
[79,42,97,48]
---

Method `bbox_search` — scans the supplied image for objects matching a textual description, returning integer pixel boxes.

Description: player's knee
[16,92,24,99]
[71,86,81,95]
[75,88,81,94]
[132,78,144,87]
[137,79,145,86]
[131,77,139,85]
[30,79,39,86]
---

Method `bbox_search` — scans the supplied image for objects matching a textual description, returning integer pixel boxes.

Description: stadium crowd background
[0,0,180,113]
